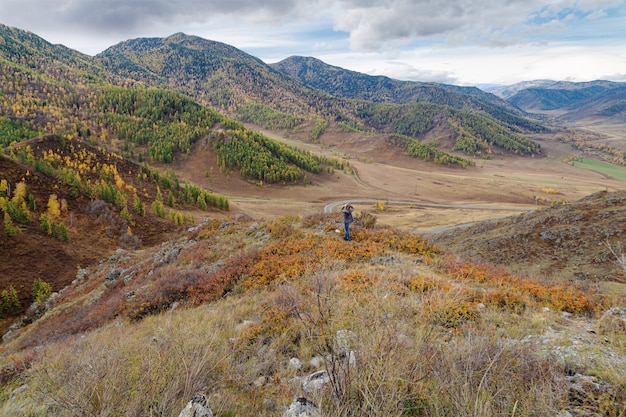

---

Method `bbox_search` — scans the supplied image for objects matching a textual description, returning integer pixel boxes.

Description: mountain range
[485,79,626,122]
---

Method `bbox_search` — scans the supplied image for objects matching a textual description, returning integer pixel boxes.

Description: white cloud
[0,0,625,84]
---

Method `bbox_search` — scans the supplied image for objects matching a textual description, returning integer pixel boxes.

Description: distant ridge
[270,55,522,113]
[484,78,626,122]
[482,80,557,99]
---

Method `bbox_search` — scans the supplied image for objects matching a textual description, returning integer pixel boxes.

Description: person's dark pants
[344,222,351,240]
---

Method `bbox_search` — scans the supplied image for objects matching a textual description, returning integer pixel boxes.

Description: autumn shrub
[482,288,528,313]
[188,248,260,305]
[358,210,377,229]
[405,274,447,293]
[266,215,303,239]
[126,267,211,320]
[338,271,377,291]
[301,212,335,229]
[363,228,439,257]
[439,258,608,314]
[424,296,480,329]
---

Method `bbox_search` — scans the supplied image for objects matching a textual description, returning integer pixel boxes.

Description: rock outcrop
[178,393,213,417]
[282,397,321,417]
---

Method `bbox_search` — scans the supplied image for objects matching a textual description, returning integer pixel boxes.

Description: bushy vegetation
[237,103,304,130]
[390,134,475,168]
[0,117,41,147]
[559,129,626,167]
[0,214,622,416]
[97,87,222,163]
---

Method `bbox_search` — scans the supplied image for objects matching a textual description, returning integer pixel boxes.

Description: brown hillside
[0,137,198,331]
[430,189,626,282]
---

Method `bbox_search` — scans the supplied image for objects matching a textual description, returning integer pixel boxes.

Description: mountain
[502,80,626,122]
[95,33,326,117]
[95,34,548,159]
[482,80,557,99]
[271,56,517,110]
[270,56,546,133]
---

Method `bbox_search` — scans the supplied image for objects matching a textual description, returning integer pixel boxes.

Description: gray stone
[104,267,124,287]
[177,393,213,417]
[289,357,303,370]
[283,397,321,417]
[301,370,331,398]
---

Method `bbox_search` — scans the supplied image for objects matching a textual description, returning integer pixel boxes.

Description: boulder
[301,370,331,400]
[178,393,213,417]
[282,397,321,417]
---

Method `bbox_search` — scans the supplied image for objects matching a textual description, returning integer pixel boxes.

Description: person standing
[340,204,354,241]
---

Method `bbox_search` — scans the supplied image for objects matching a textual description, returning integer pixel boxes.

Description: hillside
[0,195,624,416]
[0,135,228,329]
[505,80,626,121]
[430,189,626,282]
[95,33,549,159]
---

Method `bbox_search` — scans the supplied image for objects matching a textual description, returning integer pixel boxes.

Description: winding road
[324,199,536,234]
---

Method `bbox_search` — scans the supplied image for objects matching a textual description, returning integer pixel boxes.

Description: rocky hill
[0,194,624,416]
[430,189,626,282]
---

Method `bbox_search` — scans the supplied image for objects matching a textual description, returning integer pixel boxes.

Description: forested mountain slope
[272,56,514,110]
[95,33,548,159]
[95,33,327,117]
[270,56,546,132]
[505,80,626,122]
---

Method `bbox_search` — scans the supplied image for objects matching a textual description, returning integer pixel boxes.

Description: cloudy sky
[1,0,625,86]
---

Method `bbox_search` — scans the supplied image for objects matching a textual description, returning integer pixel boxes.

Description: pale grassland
[2,261,622,417]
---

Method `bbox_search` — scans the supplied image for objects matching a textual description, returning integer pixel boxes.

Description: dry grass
[1,214,624,416]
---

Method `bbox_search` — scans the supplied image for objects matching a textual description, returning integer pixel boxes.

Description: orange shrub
[439,258,608,314]
[363,229,439,257]
[425,298,480,329]
[482,289,528,313]
[339,271,377,291]
[406,275,446,293]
